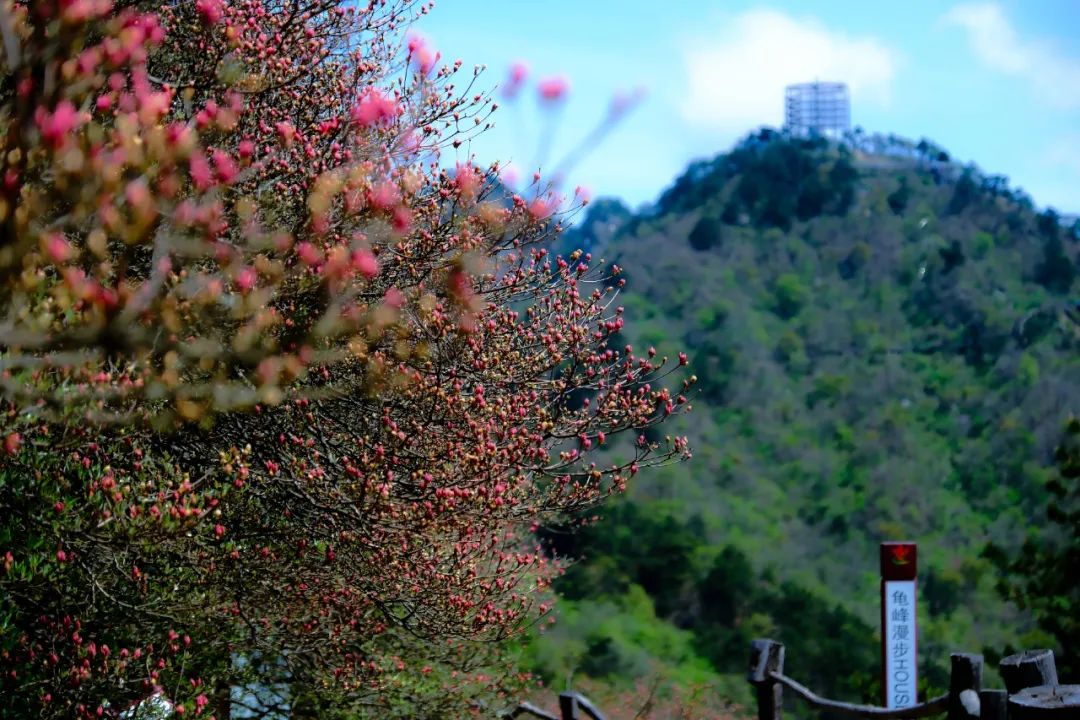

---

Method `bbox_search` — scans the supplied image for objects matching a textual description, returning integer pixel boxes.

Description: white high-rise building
[784,82,850,139]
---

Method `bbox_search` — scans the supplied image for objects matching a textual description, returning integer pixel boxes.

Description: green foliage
[972,231,995,259]
[887,176,911,215]
[1034,210,1077,293]
[989,418,1080,681]
[546,502,705,618]
[839,243,870,280]
[689,215,724,251]
[947,170,978,214]
[658,131,859,230]
[541,499,880,707]
[772,274,810,319]
[694,301,729,331]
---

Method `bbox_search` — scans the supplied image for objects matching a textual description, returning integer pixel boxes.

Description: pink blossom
[275,121,297,147]
[59,0,112,24]
[234,267,257,292]
[256,358,279,385]
[43,233,73,263]
[407,32,439,75]
[391,206,412,233]
[165,122,194,150]
[77,47,103,76]
[189,151,213,191]
[125,179,150,212]
[447,269,473,302]
[396,128,422,156]
[297,242,322,266]
[212,149,238,184]
[499,163,520,189]
[195,0,224,26]
[528,194,561,221]
[351,88,400,128]
[510,61,529,85]
[383,287,405,309]
[537,75,569,103]
[368,181,400,211]
[502,60,529,99]
[139,91,171,123]
[455,163,480,199]
[351,248,378,278]
[36,101,82,149]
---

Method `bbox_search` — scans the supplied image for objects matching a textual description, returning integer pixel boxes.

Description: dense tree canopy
[989,418,1080,682]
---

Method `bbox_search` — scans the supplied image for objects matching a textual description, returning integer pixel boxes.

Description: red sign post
[881,542,917,709]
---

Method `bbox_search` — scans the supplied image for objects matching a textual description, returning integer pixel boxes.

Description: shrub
[0,3,692,716]
[773,274,810,319]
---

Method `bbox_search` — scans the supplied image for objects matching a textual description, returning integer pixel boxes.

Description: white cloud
[943,2,1080,109]
[679,9,898,136]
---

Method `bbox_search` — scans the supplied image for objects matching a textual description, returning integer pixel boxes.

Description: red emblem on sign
[890,545,912,565]
[880,542,917,580]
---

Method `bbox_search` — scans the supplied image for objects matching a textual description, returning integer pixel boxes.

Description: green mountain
[524,131,1080,713]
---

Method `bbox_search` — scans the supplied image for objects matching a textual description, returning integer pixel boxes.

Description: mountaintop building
[784,82,851,139]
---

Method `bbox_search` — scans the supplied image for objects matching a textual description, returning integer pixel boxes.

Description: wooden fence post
[748,639,785,720]
[1000,649,1080,718]
[947,653,982,720]
[1000,649,1059,694]
[558,692,579,720]
[1008,685,1080,718]
[978,689,1008,720]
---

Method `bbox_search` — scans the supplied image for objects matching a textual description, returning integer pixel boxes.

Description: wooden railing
[502,691,608,720]
[497,640,1078,719]
[747,639,1078,719]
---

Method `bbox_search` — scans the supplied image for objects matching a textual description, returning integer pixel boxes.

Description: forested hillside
[523,131,1080,712]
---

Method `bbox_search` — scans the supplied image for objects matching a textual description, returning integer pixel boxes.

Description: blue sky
[419,1,1080,214]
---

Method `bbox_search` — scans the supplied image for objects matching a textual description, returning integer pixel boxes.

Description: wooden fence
[501,641,1078,719]
[502,691,609,720]
[748,638,1078,719]
[501,643,1075,720]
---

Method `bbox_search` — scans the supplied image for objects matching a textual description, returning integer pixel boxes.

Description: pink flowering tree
[0,1,692,717]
